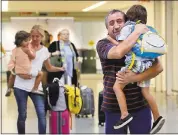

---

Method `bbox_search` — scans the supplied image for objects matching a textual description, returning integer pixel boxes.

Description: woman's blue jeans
[14,87,46,134]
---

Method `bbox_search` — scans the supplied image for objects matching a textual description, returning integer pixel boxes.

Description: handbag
[50,41,63,67]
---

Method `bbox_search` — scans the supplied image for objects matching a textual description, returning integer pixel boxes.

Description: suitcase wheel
[101,123,104,126]
[98,122,104,126]
[92,114,94,117]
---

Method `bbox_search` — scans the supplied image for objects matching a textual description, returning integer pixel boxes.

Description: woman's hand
[44,58,65,72]
[18,74,32,79]
[59,67,65,71]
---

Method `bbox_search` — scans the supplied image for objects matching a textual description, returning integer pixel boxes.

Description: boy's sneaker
[5,88,12,97]
[113,114,133,129]
[150,116,165,134]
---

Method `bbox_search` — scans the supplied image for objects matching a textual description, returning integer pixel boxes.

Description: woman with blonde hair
[12,25,64,134]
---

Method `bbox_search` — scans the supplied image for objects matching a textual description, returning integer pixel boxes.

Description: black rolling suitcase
[98,91,105,126]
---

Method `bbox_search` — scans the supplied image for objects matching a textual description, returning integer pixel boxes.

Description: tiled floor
[1,73,178,134]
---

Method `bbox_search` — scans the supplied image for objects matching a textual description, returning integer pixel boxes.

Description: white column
[160,1,166,92]
[165,1,173,95]
[154,1,164,92]
[172,1,178,92]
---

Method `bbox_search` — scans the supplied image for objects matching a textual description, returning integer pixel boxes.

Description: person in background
[1,44,6,55]
[49,34,53,44]
[41,30,52,87]
[48,29,79,86]
[57,32,61,41]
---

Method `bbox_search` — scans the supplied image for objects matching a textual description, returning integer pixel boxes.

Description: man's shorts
[120,60,154,87]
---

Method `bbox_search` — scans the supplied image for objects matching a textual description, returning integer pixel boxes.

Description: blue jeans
[14,87,46,134]
[105,107,151,134]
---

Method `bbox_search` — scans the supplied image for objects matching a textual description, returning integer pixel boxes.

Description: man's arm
[116,58,163,84]
[107,24,148,59]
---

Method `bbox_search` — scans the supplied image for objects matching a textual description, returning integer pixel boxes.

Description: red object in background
[19,12,33,16]
[139,0,150,1]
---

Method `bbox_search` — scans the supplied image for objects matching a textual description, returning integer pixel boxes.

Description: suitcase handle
[53,78,65,87]
[53,78,78,107]
[74,85,77,107]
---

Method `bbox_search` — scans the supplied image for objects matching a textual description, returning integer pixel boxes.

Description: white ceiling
[6,1,142,12]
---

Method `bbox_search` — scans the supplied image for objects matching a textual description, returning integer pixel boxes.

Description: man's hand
[116,70,136,84]
[18,74,32,79]
[134,24,149,35]
[116,58,163,84]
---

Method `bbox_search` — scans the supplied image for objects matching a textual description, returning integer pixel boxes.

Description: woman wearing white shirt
[13,25,64,134]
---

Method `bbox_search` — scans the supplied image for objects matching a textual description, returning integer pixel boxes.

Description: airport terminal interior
[1,1,178,134]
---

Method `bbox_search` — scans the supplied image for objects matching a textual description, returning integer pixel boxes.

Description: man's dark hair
[14,31,30,47]
[105,9,127,28]
[126,5,147,24]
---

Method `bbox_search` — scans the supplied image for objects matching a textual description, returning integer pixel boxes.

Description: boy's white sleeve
[116,26,132,41]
